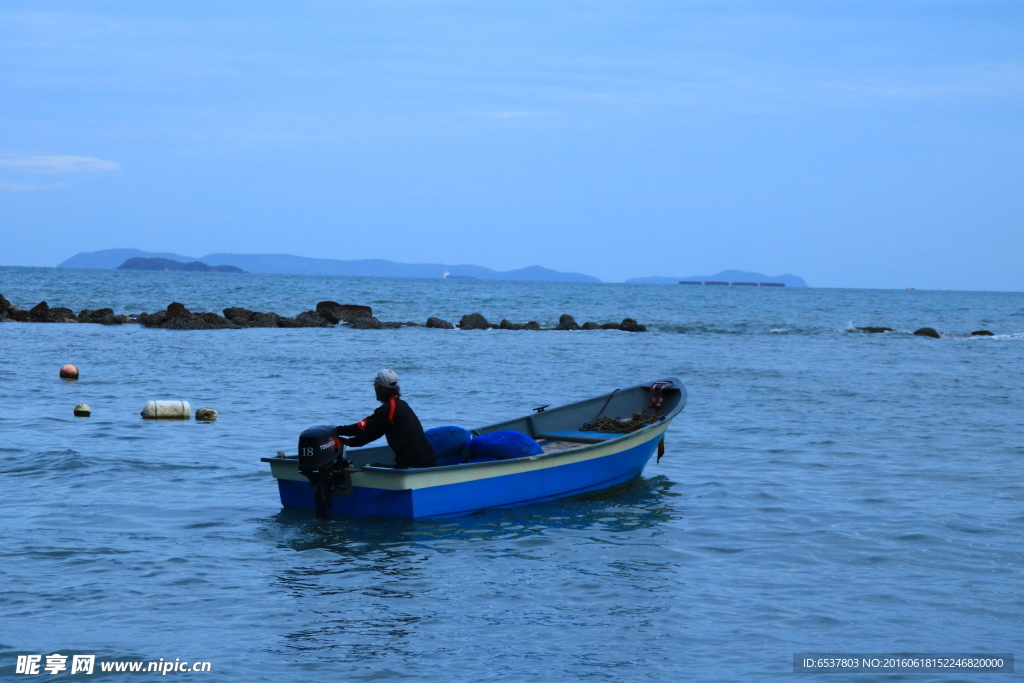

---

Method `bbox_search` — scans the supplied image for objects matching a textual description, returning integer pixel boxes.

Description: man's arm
[336,406,388,447]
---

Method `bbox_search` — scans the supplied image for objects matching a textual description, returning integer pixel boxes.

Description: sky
[0,1,1021,289]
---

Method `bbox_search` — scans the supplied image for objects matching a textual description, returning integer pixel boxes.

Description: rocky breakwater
[0,297,79,323]
[140,302,337,329]
[1,292,649,332]
[457,312,646,332]
[847,324,999,338]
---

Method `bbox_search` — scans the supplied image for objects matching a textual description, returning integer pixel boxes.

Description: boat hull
[271,420,668,518]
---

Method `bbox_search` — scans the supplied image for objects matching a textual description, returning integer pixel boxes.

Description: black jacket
[336,396,436,469]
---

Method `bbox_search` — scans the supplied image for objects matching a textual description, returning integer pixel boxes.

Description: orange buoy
[60,364,79,380]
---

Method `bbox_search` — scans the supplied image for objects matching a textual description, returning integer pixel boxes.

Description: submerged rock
[47,307,78,323]
[79,308,129,325]
[459,313,491,330]
[426,317,455,329]
[499,319,524,330]
[223,307,301,328]
[581,322,600,330]
[23,301,77,323]
[316,301,373,324]
[522,321,541,330]
[140,303,238,330]
[555,314,581,331]
[971,330,994,336]
[164,311,237,330]
[29,301,50,322]
[913,327,940,338]
[293,310,334,328]
[619,318,647,332]
[855,326,893,334]
[349,316,383,330]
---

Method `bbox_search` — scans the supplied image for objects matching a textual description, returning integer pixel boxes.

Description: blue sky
[1,1,1021,289]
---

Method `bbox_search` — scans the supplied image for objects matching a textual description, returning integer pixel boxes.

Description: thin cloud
[0,181,69,191]
[0,155,120,174]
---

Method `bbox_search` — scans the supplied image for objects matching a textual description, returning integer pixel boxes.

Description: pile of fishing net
[580,412,662,433]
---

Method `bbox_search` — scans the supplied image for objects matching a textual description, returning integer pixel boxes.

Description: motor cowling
[297,425,351,520]
[298,425,344,470]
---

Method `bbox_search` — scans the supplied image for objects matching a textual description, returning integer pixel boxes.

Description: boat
[261,378,686,519]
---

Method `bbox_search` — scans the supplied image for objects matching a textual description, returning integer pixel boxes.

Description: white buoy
[141,400,192,419]
[195,407,218,421]
[74,403,91,417]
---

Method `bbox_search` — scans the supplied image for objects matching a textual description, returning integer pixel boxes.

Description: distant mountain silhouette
[118,257,244,273]
[627,270,808,287]
[58,249,600,282]
[59,249,197,269]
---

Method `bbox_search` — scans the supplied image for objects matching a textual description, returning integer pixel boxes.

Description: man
[335,369,437,469]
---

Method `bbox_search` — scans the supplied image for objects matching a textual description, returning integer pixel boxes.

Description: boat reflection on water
[268,474,679,556]
[260,474,681,661]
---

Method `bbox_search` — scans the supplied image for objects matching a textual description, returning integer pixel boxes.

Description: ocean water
[1,266,1022,681]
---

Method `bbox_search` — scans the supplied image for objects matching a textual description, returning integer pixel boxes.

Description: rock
[47,307,78,323]
[855,326,892,334]
[913,327,940,338]
[619,318,647,332]
[223,307,295,328]
[138,311,169,327]
[293,310,334,328]
[380,321,403,329]
[426,317,455,329]
[195,407,218,421]
[581,322,600,330]
[349,316,383,330]
[79,308,112,322]
[79,308,128,325]
[162,311,238,330]
[0,293,13,315]
[459,313,491,330]
[28,301,50,322]
[167,302,188,317]
[316,301,373,324]
[971,330,994,336]
[600,322,620,330]
[499,319,525,330]
[522,321,541,330]
[21,301,77,323]
[402,321,421,326]
[554,314,580,331]
[141,303,238,329]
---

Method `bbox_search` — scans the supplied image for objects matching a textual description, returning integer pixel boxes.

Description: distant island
[118,257,245,273]
[56,249,808,286]
[59,249,600,282]
[626,270,808,287]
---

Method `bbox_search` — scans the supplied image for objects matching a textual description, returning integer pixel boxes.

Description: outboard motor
[297,425,352,520]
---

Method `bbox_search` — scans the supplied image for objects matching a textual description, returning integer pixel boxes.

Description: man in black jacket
[335,370,436,469]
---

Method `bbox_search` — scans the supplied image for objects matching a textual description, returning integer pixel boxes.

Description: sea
[1,266,1022,681]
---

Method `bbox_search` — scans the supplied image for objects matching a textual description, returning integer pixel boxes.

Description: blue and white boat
[261,378,686,518]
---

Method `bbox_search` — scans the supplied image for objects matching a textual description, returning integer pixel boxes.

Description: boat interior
[335,380,685,468]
